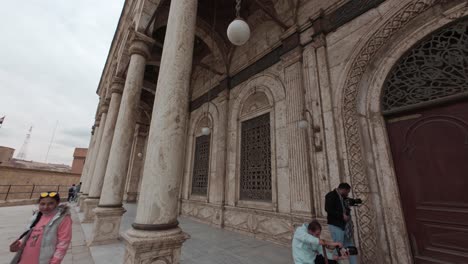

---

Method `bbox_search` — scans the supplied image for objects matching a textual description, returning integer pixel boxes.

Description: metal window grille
[240,113,272,201]
[191,135,210,196]
[382,19,468,113]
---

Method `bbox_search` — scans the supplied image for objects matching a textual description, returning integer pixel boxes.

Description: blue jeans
[328,224,358,264]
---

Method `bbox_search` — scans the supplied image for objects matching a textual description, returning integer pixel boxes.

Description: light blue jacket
[292,224,333,264]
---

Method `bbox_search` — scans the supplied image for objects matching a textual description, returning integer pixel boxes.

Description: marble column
[89,32,153,245]
[281,46,313,215]
[123,124,147,203]
[121,0,197,263]
[80,106,107,213]
[82,78,125,223]
[78,127,96,208]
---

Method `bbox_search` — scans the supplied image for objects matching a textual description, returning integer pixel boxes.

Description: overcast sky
[0,0,124,165]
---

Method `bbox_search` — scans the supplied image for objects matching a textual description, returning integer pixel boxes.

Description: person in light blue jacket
[292,220,348,264]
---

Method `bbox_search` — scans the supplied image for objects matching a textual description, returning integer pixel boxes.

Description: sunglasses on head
[40,192,58,198]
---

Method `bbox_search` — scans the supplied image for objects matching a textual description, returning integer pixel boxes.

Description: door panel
[386,101,468,263]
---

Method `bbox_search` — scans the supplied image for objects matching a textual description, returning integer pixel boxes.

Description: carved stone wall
[338,0,467,263]
[175,0,468,262]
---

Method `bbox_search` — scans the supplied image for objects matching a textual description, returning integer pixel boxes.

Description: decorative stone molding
[280,46,303,67]
[122,228,189,264]
[223,206,293,246]
[110,77,125,94]
[340,0,449,262]
[128,31,155,59]
[181,200,223,226]
[99,99,110,115]
[310,33,326,49]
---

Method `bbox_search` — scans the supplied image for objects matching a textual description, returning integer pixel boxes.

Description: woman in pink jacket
[9,192,72,264]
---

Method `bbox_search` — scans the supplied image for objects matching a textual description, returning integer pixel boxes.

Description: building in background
[0,146,84,201]
[71,148,88,175]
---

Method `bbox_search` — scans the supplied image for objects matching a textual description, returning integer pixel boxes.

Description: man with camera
[325,183,359,264]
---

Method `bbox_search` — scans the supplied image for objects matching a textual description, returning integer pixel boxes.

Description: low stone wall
[0,166,80,200]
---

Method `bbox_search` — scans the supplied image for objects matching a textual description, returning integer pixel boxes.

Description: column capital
[129,31,155,59]
[110,77,125,95]
[99,99,110,114]
[311,33,326,49]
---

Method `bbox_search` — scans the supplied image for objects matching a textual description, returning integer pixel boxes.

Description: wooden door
[386,100,468,263]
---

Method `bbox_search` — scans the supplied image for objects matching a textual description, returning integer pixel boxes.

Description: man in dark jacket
[325,183,357,264]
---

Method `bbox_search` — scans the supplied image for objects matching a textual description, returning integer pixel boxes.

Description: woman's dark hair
[307,220,322,232]
[38,192,60,203]
[19,212,42,240]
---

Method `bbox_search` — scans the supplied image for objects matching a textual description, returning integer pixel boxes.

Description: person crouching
[292,220,348,264]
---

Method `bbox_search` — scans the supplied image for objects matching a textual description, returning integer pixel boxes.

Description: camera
[336,246,359,256]
[344,198,362,207]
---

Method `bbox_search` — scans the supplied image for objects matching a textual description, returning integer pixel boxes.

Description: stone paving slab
[0,204,93,264]
[77,203,293,264]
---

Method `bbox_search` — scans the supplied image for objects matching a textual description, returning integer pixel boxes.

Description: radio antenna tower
[17,126,33,160]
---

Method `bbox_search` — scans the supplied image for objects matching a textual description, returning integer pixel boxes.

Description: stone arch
[226,73,288,209]
[182,102,220,202]
[338,1,468,263]
[152,10,227,74]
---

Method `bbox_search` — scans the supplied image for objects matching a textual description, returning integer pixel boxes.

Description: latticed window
[240,113,272,201]
[382,19,468,114]
[191,135,210,196]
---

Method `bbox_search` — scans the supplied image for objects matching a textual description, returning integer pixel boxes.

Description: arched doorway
[383,19,468,263]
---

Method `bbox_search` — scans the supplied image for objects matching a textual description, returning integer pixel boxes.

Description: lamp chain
[235,0,241,18]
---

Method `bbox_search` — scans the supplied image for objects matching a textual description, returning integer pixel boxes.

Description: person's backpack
[68,187,74,193]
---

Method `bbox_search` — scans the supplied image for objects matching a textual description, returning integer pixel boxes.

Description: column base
[88,206,126,246]
[78,194,88,212]
[82,198,99,223]
[121,227,190,264]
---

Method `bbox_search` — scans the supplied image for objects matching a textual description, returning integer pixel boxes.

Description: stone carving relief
[382,18,468,113]
[341,0,452,262]
[181,201,222,226]
[223,207,293,245]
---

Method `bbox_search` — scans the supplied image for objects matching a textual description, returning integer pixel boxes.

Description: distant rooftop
[1,158,71,173]
[73,148,87,158]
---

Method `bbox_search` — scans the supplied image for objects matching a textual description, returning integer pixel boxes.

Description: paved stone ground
[78,203,293,264]
[1,203,350,264]
[0,204,93,264]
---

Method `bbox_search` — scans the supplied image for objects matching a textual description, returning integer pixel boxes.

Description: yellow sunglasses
[40,192,58,198]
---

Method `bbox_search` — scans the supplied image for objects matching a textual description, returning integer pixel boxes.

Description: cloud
[0,0,124,165]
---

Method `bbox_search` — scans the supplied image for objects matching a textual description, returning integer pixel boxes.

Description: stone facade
[83,0,468,263]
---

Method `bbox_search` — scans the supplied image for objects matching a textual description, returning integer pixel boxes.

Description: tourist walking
[9,192,72,264]
[72,182,82,202]
[67,184,76,202]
